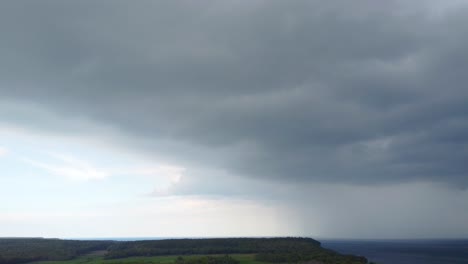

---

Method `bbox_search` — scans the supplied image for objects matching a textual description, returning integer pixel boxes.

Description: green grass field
[32,254,266,264]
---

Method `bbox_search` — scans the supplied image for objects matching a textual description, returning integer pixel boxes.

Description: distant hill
[0,238,114,263]
[0,237,369,264]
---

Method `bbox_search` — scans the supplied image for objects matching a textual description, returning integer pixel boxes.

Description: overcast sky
[1,0,468,239]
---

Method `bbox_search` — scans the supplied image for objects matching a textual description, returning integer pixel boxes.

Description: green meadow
[33,254,264,264]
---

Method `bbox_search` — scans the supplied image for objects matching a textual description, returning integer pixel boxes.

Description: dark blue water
[321,239,468,264]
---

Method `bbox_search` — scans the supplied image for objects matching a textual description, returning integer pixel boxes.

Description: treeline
[104,237,368,264]
[0,238,114,264]
[105,237,321,259]
[0,237,369,264]
[256,250,368,264]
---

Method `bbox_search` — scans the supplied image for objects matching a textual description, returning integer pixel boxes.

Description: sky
[0,0,468,239]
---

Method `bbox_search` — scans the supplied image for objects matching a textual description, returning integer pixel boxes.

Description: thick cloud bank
[1,0,467,187]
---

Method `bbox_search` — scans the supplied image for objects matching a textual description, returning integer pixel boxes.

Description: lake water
[321,239,468,264]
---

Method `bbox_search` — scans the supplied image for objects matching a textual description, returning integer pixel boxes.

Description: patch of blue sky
[0,127,175,213]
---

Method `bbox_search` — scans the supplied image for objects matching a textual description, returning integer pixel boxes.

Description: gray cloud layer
[1,0,467,186]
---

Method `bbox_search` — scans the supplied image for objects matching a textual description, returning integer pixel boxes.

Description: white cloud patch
[21,151,186,186]
[125,165,185,183]
[23,153,111,181]
[118,165,186,195]
[0,146,7,157]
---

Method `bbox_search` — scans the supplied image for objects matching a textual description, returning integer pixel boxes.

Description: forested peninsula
[0,237,372,264]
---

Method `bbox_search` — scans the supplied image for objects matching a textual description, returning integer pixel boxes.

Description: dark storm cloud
[1,0,467,185]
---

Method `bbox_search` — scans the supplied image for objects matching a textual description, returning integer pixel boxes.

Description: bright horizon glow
[1,103,468,239]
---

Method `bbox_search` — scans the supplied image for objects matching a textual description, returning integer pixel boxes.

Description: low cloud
[1,1,467,187]
[23,154,111,181]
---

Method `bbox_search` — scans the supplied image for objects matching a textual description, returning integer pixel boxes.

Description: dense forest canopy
[0,237,368,264]
[0,238,114,264]
[106,237,321,258]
